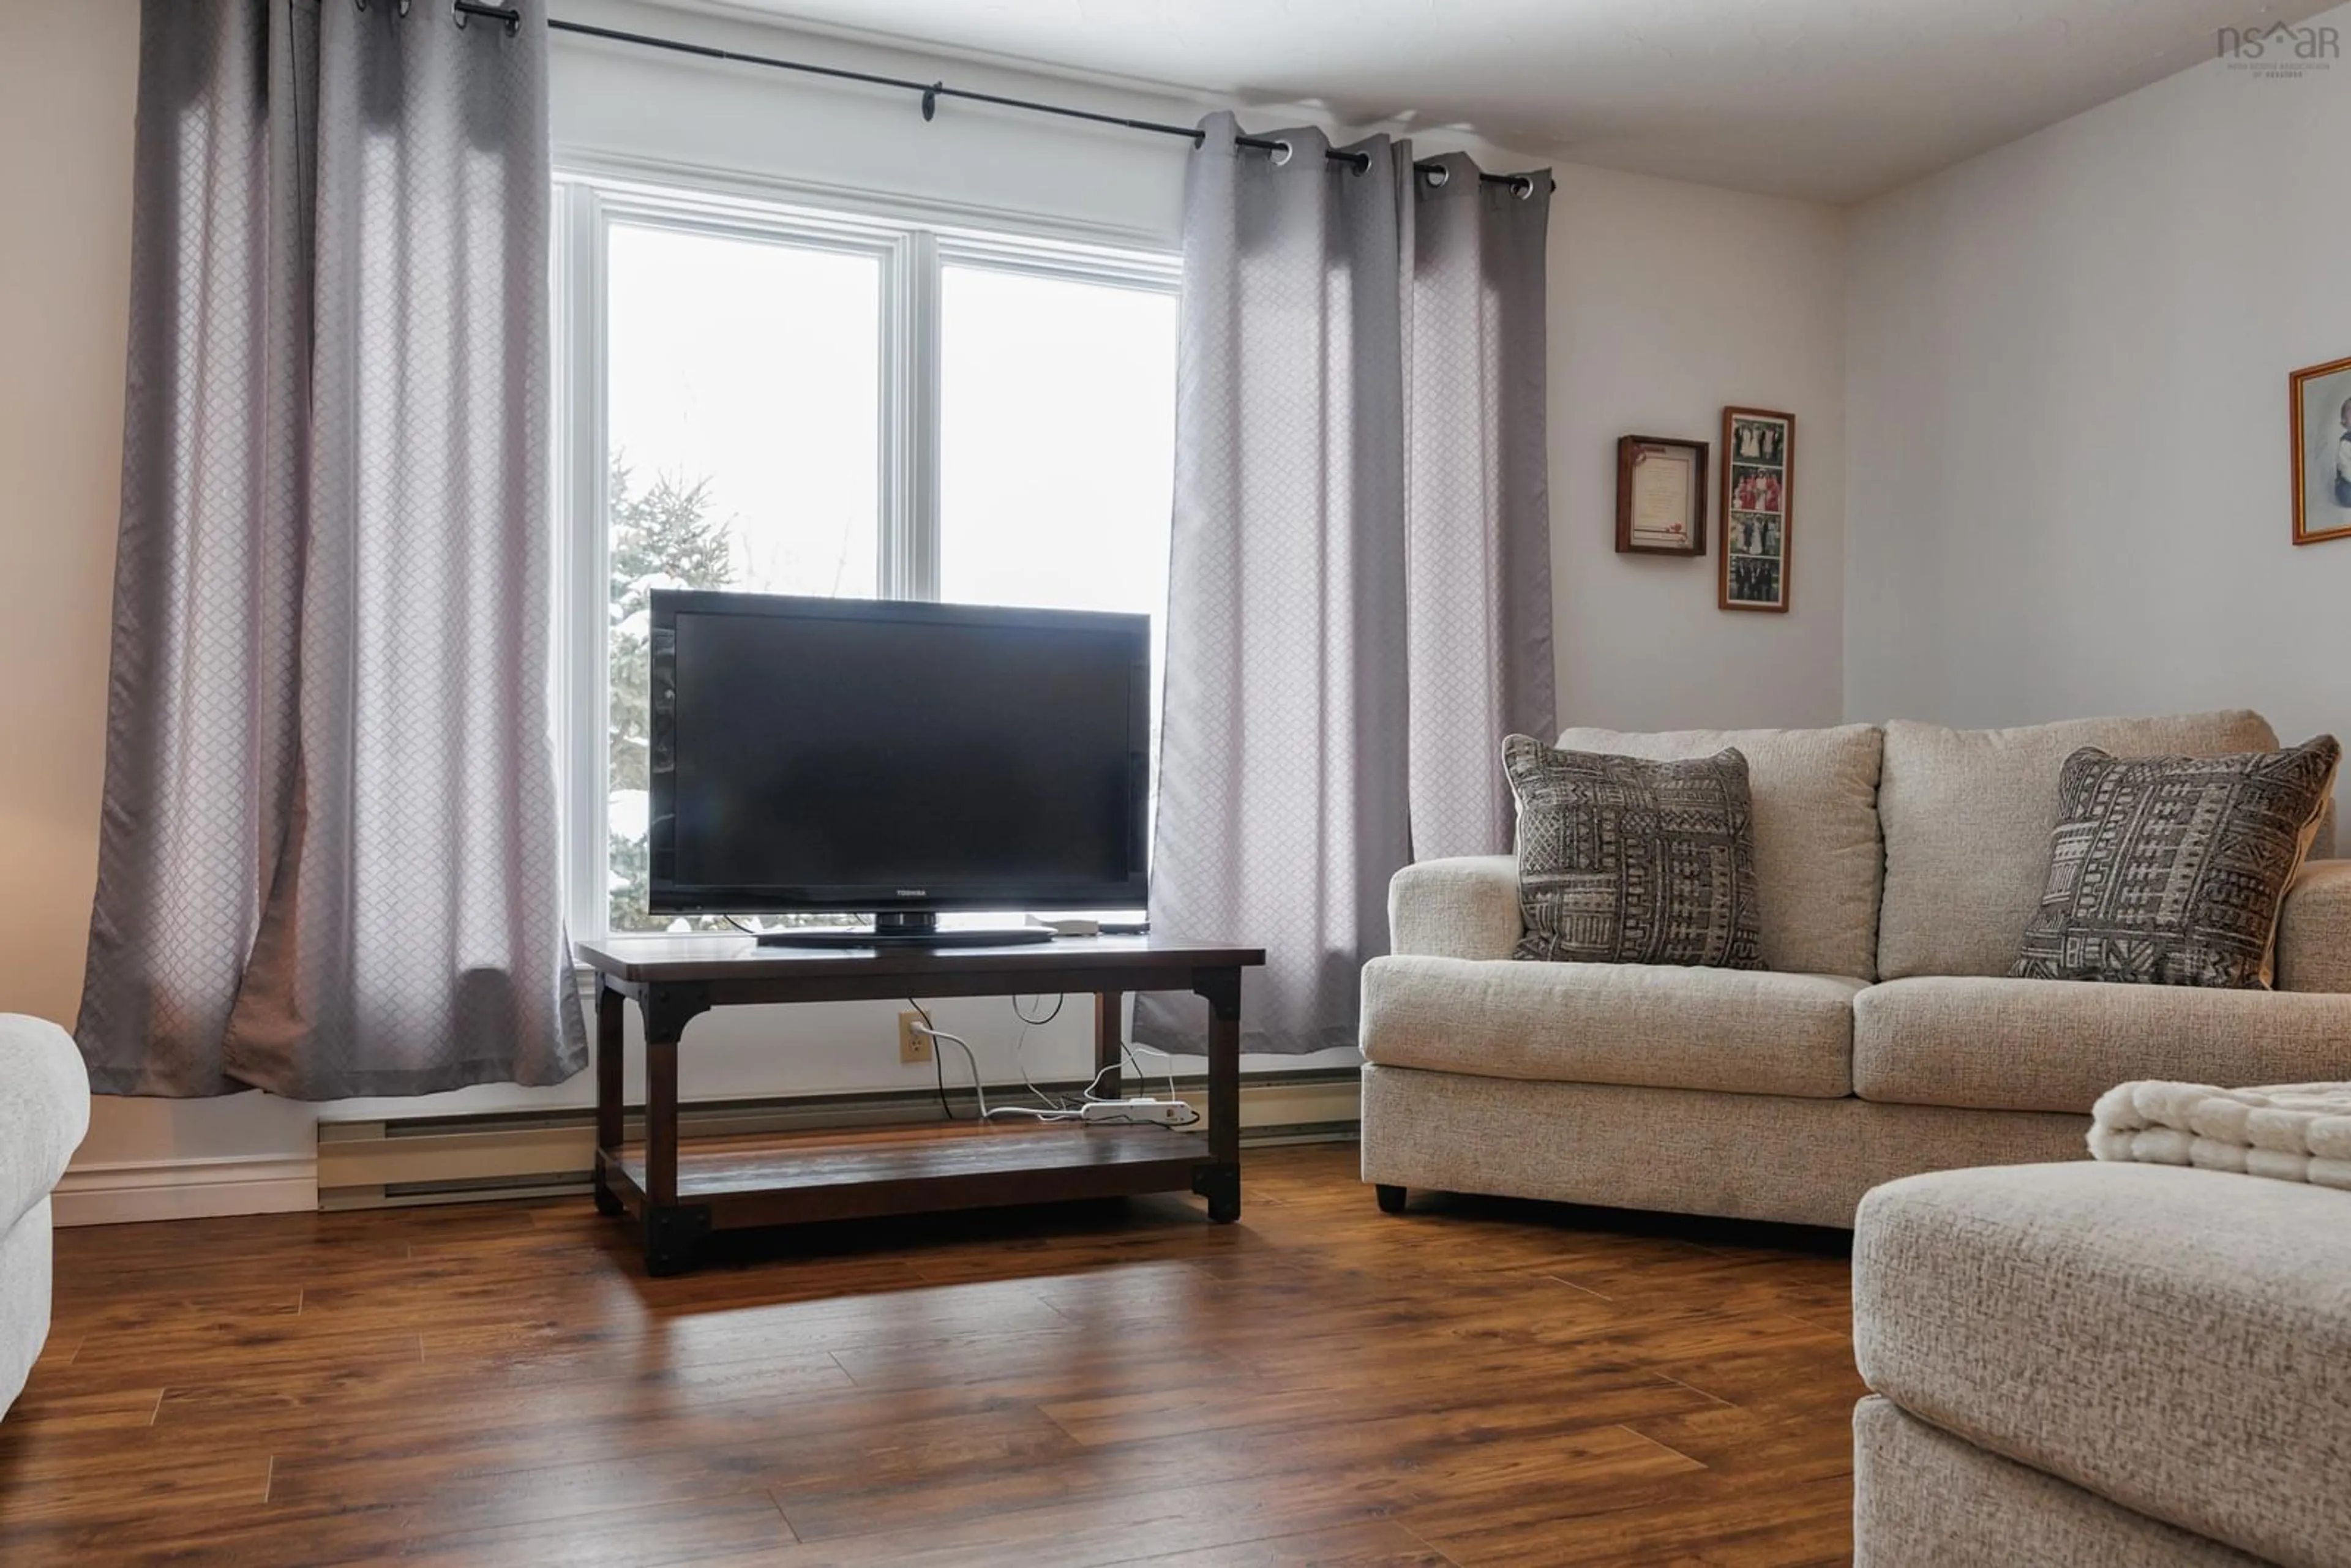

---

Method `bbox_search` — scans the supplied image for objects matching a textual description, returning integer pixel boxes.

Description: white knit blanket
[2090,1081,2351,1190]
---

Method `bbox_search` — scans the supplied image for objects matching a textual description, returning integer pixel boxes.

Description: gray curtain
[1138,115,1552,1056]
[76,0,583,1099]
[1404,154,1556,859]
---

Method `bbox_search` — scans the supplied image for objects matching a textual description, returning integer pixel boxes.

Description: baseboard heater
[315,1068,1361,1212]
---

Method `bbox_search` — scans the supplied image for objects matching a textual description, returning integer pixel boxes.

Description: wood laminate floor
[0,1143,1863,1566]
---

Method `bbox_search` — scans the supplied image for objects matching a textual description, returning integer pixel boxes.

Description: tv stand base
[575,934,1262,1275]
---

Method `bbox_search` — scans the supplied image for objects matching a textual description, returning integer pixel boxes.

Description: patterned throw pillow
[2011,736,2341,988]
[1503,737,1764,969]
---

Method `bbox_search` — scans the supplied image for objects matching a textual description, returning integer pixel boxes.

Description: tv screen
[647,591,1151,916]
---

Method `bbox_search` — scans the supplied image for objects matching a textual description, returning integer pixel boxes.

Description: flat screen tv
[647,591,1150,946]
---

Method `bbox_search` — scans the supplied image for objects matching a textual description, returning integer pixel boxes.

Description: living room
[1,0,2345,1562]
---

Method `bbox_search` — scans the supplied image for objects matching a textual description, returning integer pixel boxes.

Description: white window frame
[552,161,1181,940]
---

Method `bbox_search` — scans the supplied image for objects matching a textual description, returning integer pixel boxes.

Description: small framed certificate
[1615,435,1708,556]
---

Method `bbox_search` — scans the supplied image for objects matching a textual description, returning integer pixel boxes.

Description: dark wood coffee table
[572,934,1264,1274]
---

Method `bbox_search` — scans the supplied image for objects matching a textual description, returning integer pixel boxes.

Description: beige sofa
[1853,1162,2350,1566]
[1359,711,2351,1226]
[1,1015,89,1418]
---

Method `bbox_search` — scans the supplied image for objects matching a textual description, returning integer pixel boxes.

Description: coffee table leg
[1191,966,1243,1223]
[1094,989,1124,1100]
[640,983,712,1276]
[643,1202,710,1278]
[592,978,625,1217]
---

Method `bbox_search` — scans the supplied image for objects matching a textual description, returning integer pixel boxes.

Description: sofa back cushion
[1876,710,2279,979]
[1553,724,1884,979]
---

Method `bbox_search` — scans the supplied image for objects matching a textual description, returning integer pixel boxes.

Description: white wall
[1551,165,1848,731]
[1845,2,2351,782]
[0,0,1850,1189]
[0,2,133,1020]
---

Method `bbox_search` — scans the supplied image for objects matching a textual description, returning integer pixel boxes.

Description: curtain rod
[508,12,1550,195]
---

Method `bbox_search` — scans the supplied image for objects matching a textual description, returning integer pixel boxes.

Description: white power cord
[910,1021,1085,1121]
[909,1019,1199,1127]
[1010,997,1063,1111]
[1125,1039,1182,1103]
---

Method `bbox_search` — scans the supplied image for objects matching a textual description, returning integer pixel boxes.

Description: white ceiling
[678,0,2335,203]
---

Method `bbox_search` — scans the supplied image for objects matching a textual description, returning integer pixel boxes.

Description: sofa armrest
[1389,856,1521,961]
[2277,860,2351,992]
[0,1016,90,1236]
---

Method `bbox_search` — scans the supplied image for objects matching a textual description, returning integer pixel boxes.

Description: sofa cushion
[1853,976,2351,1114]
[2011,738,2340,989]
[1877,711,2280,980]
[1360,953,1861,1098]
[1502,738,1763,970]
[1854,1162,2351,1568]
[1554,724,1883,979]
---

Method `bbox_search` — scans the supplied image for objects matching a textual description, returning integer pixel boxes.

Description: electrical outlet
[898,1011,932,1065]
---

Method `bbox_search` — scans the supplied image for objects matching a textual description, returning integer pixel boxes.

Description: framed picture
[2290,354,2351,545]
[1616,435,1708,556]
[1719,407,1793,612]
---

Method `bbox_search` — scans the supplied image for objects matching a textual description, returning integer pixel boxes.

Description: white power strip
[1080,1098,1192,1126]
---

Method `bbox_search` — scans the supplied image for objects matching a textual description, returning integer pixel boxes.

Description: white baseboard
[54,1072,1360,1226]
[53,1155,319,1228]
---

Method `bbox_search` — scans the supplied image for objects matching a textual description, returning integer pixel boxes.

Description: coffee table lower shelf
[597,1122,1229,1267]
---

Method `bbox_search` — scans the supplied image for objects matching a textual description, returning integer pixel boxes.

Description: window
[937,264,1176,624]
[607,224,882,601]
[555,174,1180,935]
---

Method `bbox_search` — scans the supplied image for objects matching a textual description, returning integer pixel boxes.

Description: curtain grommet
[1512,175,1537,200]
[1424,165,1450,188]
[453,1,520,34]
[1270,140,1293,167]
